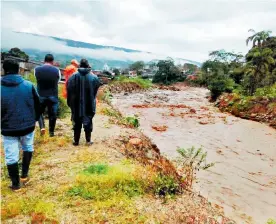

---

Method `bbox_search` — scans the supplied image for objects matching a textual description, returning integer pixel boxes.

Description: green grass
[113,75,152,89]
[100,106,140,128]
[1,197,56,221]
[68,164,146,200]
[267,219,276,224]
[83,164,109,175]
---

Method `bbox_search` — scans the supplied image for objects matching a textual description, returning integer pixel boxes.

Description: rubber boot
[21,151,33,185]
[73,129,81,146]
[7,163,21,192]
[85,131,93,145]
[49,118,56,137]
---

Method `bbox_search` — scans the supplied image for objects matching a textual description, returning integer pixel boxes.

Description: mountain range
[1,31,201,69]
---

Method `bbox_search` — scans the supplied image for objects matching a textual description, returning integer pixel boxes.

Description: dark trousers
[38,96,59,134]
[73,116,93,143]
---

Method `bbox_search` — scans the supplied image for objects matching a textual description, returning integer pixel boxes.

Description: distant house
[141,68,155,79]
[1,60,34,76]
[103,63,110,71]
[19,62,31,76]
[128,70,137,77]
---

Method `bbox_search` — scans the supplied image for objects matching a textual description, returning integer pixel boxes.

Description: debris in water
[200,106,209,111]
[132,104,191,109]
[199,120,209,125]
[190,108,196,114]
[152,125,168,132]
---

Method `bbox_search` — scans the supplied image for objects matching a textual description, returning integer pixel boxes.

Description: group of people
[1,54,101,191]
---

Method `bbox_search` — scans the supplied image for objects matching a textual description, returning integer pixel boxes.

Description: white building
[103,63,110,71]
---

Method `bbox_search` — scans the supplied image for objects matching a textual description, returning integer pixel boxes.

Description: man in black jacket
[35,54,61,137]
[67,59,100,145]
[1,59,41,191]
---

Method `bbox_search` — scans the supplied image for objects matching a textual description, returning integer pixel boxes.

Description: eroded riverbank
[111,87,276,224]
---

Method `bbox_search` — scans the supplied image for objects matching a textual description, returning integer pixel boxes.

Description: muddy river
[112,87,276,224]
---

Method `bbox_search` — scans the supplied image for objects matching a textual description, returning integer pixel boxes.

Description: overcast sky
[1,0,276,62]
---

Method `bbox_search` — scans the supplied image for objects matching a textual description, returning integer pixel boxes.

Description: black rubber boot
[85,131,93,145]
[73,129,81,146]
[21,151,33,184]
[49,118,56,137]
[7,163,21,191]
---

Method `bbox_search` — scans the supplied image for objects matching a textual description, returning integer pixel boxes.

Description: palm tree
[246,29,272,47]
[244,47,275,94]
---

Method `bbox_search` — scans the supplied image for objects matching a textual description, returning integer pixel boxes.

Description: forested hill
[1,32,201,69]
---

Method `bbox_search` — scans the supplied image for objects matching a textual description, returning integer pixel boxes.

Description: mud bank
[216,93,276,128]
[111,87,276,224]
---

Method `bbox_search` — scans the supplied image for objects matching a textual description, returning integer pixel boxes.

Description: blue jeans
[2,132,34,165]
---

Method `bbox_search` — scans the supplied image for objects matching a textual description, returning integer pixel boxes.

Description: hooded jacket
[1,75,41,136]
[67,68,100,120]
[62,64,78,98]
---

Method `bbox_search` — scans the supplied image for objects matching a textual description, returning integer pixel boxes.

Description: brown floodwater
[112,87,276,224]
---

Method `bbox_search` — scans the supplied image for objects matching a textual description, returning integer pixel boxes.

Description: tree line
[193,29,276,99]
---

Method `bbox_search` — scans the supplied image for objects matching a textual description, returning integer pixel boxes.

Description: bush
[208,77,235,100]
[254,83,276,99]
[57,95,70,118]
[177,147,215,188]
[25,71,37,85]
[154,174,179,196]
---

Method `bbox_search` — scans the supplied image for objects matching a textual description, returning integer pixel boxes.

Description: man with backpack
[1,59,41,191]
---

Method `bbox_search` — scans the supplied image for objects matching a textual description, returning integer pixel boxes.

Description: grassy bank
[106,76,152,94]
[216,84,276,128]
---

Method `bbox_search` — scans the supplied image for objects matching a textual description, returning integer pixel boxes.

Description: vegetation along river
[111,86,276,224]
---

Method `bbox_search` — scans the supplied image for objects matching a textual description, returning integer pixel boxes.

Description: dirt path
[112,87,276,224]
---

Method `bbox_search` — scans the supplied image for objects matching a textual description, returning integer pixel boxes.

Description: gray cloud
[1,0,276,62]
[2,29,191,63]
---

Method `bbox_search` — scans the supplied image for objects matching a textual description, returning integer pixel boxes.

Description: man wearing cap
[62,59,79,98]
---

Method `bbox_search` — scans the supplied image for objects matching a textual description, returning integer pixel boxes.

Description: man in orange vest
[62,59,79,98]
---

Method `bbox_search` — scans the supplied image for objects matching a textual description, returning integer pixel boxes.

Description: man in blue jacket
[1,59,41,191]
[35,54,61,137]
[67,59,101,146]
